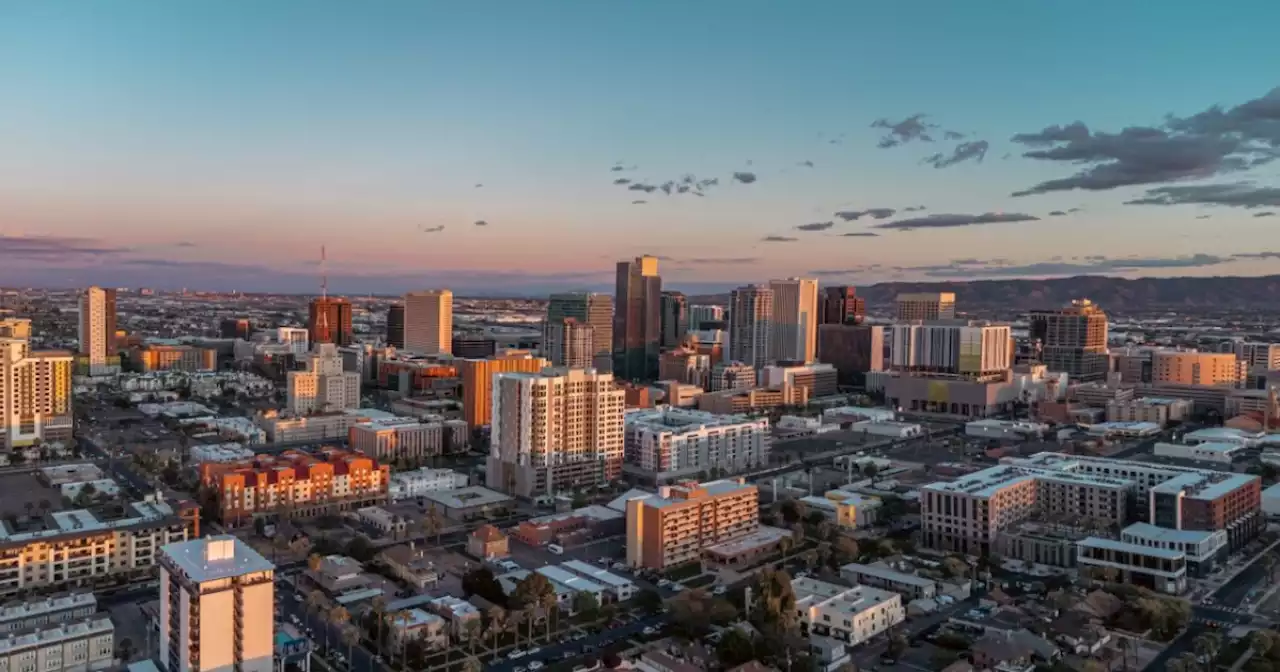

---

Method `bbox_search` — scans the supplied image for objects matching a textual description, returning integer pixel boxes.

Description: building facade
[624,407,771,476]
[543,318,595,369]
[729,285,773,369]
[613,256,662,381]
[77,286,117,375]
[0,615,113,672]
[404,290,454,356]
[688,305,725,331]
[889,322,1013,380]
[794,577,905,646]
[760,363,838,398]
[1151,352,1246,388]
[349,418,468,464]
[199,449,390,524]
[0,320,73,450]
[1029,299,1110,382]
[659,291,689,350]
[133,345,217,373]
[386,304,405,349]
[817,324,884,388]
[308,297,353,347]
[1233,342,1280,370]
[895,292,955,321]
[458,353,549,429]
[625,480,759,570]
[768,277,819,364]
[286,344,361,414]
[546,292,614,373]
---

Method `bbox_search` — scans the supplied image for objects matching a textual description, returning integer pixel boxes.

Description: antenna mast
[317,245,330,338]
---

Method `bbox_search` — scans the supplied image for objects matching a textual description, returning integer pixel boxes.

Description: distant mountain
[691,274,1280,313]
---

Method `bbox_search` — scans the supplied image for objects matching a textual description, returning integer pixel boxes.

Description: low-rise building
[793,577,905,646]
[349,418,469,464]
[1106,397,1192,426]
[379,544,441,590]
[189,443,256,465]
[426,596,481,640]
[839,563,937,600]
[199,448,389,525]
[420,487,512,521]
[760,363,838,398]
[356,506,406,536]
[467,525,509,560]
[623,406,771,479]
[799,490,881,529]
[390,609,447,649]
[697,384,809,415]
[993,521,1088,568]
[0,615,113,672]
[0,594,97,634]
[1152,442,1243,464]
[965,419,1047,441]
[535,566,607,611]
[388,468,469,501]
[511,506,624,547]
[1083,421,1163,438]
[560,560,636,602]
[1120,522,1227,577]
[1076,537,1186,594]
[849,420,924,439]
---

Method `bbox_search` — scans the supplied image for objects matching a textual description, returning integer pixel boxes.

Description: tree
[118,637,135,662]
[636,588,663,614]
[833,536,860,563]
[941,556,969,580]
[345,535,376,562]
[779,500,806,525]
[462,566,507,606]
[328,606,350,652]
[486,605,507,653]
[862,462,879,479]
[791,523,806,544]
[755,569,798,633]
[463,618,482,655]
[460,656,482,672]
[716,629,760,668]
[340,625,361,663]
[573,591,600,622]
[370,595,389,656]
[539,589,559,642]
[886,628,908,660]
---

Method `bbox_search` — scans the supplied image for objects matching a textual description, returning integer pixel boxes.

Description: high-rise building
[613,256,662,380]
[487,368,625,497]
[78,286,117,374]
[1,319,73,450]
[287,343,361,414]
[308,297,353,347]
[547,292,613,373]
[1029,299,1110,381]
[729,285,773,369]
[817,324,885,387]
[625,479,760,570]
[159,536,275,672]
[768,278,819,363]
[1233,342,1280,370]
[458,353,550,428]
[660,291,689,350]
[276,327,310,356]
[452,335,496,359]
[386,304,405,349]
[1151,352,1246,388]
[895,292,956,321]
[404,290,453,355]
[889,322,1013,380]
[689,305,725,331]
[820,286,866,325]
[544,318,594,369]
[219,318,253,340]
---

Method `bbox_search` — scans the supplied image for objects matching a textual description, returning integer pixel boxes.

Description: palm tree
[371,595,389,656]
[460,656,482,672]
[328,606,350,653]
[487,606,507,653]
[509,609,525,649]
[305,590,327,633]
[464,618,482,655]
[539,591,558,643]
[341,624,361,664]
[394,611,412,669]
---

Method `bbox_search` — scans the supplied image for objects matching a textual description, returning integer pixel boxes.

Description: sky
[2,1,1280,295]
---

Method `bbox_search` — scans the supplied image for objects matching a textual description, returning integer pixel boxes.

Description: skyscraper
[820,286,866,325]
[544,318,595,369]
[659,291,689,350]
[546,292,613,372]
[1029,299,1110,382]
[729,285,773,369]
[458,352,550,428]
[404,290,453,355]
[308,297,353,346]
[287,343,361,414]
[689,304,725,331]
[613,256,662,380]
[386,303,405,348]
[768,278,819,364]
[219,318,253,340]
[817,323,885,387]
[1,319,73,449]
[487,368,625,497]
[78,286,117,374]
[895,292,956,321]
[159,536,275,672]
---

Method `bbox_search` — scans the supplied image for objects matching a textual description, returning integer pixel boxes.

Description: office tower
[688,305,725,331]
[287,343,361,414]
[613,256,662,380]
[452,335,497,359]
[1233,342,1280,370]
[728,285,773,369]
[487,368,624,497]
[817,324,885,387]
[386,303,405,348]
[889,322,1013,380]
[458,353,549,428]
[78,286,117,374]
[1,319,73,450]
[159,536,275,672]
[404,290,454,355]
[219,318,253,340]
[308,297,353,346]
[625,479,759,569]
[1029,299,1110,382]
[544,318,594,369]
[546,292,613,373]
[1151,352,1246,387]
[276,326,310,355]
[659,291,689,350]
[820,286,866,325]
[895,292,956,321]
[768,278,819,363]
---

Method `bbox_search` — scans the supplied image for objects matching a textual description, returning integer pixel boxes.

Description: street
[483,614,666,672]
[277,571,388,672]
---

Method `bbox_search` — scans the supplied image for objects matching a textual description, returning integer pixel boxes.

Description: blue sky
[2,1,1279,293]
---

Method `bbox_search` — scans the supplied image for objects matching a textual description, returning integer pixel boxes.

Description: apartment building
[1232,342,1280,370]
[199,449,389,525]
[0,495,197,597]
[0,615,113,672]
[0,320,73,450]
[487,368,625,497]
[625,479,759,570]
[132,345,217,373]
[760,362,838,398]
[457,353,549,429]
[388,468,469,501]
[1151,351,1246,388]
[348,418,468,464]
[287,344,361,415]
[77,287,117,375]
[895,292,955,321]
[159,536,275,672]
[0,594,98,634]
[793,577,905,646]
[1105,397,1192,426]
[623,407,771,477]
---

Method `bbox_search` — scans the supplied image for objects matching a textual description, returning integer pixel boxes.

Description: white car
[642,626,657,635]
[508,650,526,660]
[671,584,684,593]
[713,585,727,596]
[527,647,542,655]
[529,662,544,671]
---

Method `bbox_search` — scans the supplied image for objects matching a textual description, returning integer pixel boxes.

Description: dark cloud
[631,200,648,205]
[1068,207,1083,212]
[732,171,758,184]
[610,165,625,172]
[421,225,445,233]
[874,212,1040,231]
[841,232,879,237]
[697,178,719,189]
[904,253,1238,278]
[798,160,814,168]
[1256,211,1277,217]
[474,220,489,227]
[0,235,130,259]
[834,208,896,221]
[922,140,989,168]
[660,181,674,195]
[1234,251,1280,259]
[1049,210,1067,216]
[475,183,483,188]
[872,114,937,147]
[614,178,632,185]
[903,205,927,212]
[1124,182,1280,208]
[943,130,966,141]
[761,235,797,243]
[795,221,834,232]
[628,183,658,193]
[1012,88,1280,196]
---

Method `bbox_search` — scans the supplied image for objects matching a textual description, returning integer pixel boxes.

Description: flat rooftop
[924,464,1133,498]
[793,577,899,616]
[1078,537,1184,560]
[1122,522,1220,545]
[560,560,634,588]
[160,535,274,583]
[704,525,790,558]
[1149,471,1258,501]
[646,479,755,509]
[841,562,935,587]
[421,486,512,509]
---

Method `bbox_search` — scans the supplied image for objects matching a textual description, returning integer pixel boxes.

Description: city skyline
[3,2,1280,293]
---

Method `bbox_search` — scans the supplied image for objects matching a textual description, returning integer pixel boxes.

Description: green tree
[715,629,760,668]
[636,588,663,614]
[572,591,600,622]
[755,569,798,632]
[118,637,135,662]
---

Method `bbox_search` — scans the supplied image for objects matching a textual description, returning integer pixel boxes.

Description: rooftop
[624,406,765,433]
[704,525,790,559]
[560,560,634,588]
[1077,537,1184,560]
[421,486,511,510]
[793,577,899,616]
[536,566,606,594]
[0,617,113,655]
[924,464,1133,498]
[0,593,96,625]
[160,536,275,583]
[1149,470,1258,501]
[841,562,935,587]
[1122,522,1219,545]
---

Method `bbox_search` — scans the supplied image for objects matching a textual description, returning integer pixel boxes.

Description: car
[671,584,684,593]
[508,650,526,660]
[657,579,672,588]
[529,662,544,671]
[513,666,527,672]
[598,557,611,565]
[713,585,727,596]
[527,647,542,656]
[612,562,627,571]
[642,626,657,635]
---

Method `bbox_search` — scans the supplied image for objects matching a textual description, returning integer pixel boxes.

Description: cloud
[1011,88,1280,196]
[923,140,989,168]
[943,130,966,141]
[795,221,834,232]
[610,165,625,172]
[628,183,658,193]
[1068,207,1083,212]
[834,208,896,221]
[873,212,1041,231]
[841,232,879,237]
[473,220,489,227]
[631,200,648,205]
[1256,211,1277,217]
[613,178,632,185]
[475,183,483,188]
[1123,182,1280,208]
[1196,215,1213,219]
[903,253,1241,278]
[1049,210,1067,216]
[421,225,445,233]
[732,171,758,184]
[0,235,131,259]
[761,235,797,243]
[1234,251,1280,259]
[672,257,760,265]
[872,114,937,147]
[903,205,927,212]
[798,160,814,168]
[173,241,198,248]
